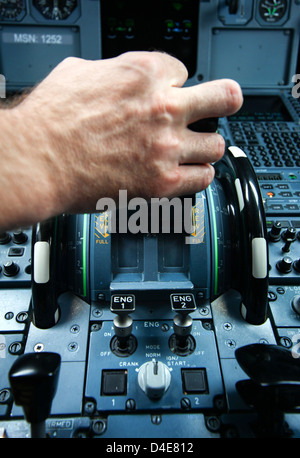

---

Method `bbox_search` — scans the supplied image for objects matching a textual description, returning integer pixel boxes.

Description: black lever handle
[214,147,269,325]
[31,219,60,329]
[235,344,300,437]
[9,352,61,438]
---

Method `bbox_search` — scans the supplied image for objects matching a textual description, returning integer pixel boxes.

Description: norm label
[110,294,135,312]
[170,293,196,312]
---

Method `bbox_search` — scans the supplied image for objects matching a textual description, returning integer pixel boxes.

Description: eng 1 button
[170,293,196,314]
[110,294,135,313]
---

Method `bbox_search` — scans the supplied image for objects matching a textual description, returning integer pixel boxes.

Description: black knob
[173,313,193,338]
[268,221,282,242]
[3,261,19,277]
[276,256,293,274]
[292,295,300,315]
[294,259,300,273]
[235,344,300,437]
[0,232,11,245]
[282,227,296,242]
[12,230,28,244]
[9,352,61,438]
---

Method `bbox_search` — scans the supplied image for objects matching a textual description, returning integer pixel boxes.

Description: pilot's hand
[1,51,243,228]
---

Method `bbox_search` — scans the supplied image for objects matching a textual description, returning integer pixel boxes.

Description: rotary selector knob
[0,232,11,245]
[282,227,296,242]
[138,360,171,400]
[12,230,28,244]
[268,221,282,242]
[294,259,300,273]
[292,296,300,315]
[276,257,293,274]
[3,261,20,277]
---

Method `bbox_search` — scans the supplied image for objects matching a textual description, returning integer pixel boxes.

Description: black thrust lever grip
[31,219,60,329]
[9,352,61,438]
[218,146,269,325]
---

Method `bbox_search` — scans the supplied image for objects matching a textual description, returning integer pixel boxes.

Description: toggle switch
[110,294,135,342]
[170,293,196,338]
[169,294,197,356]
[110,294,137,356]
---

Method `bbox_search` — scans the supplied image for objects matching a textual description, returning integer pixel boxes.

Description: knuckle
[144,138,182,197]
[216,134,225,159]
[203,165,215,189]
[116,52,160,94]
[149,90,182,127]
[60,56,81,68]
[150,130,181,159]
[119,51,160,78]
[149,168,181,198]
[152,94,180,118]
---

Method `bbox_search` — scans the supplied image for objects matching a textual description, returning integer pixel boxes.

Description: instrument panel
[0,0,300,441]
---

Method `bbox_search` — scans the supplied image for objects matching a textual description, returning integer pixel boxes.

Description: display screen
[0,25,80,87]
[229,95,292,122]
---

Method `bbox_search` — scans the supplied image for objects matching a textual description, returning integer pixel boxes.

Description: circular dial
[258,0,288,23]
[0,0,25,19]
[33,0,77,20]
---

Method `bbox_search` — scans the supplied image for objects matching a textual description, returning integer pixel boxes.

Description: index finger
[174,79,243,125]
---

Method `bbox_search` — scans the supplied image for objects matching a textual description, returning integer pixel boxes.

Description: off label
[110,294,135,312]
[170,294,196,312]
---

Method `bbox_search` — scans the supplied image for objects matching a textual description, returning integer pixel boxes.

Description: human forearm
[0,52,243,230]
[0,107,59,230]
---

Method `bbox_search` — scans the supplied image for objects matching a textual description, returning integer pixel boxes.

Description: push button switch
[181,368,208,394]
[8,247,25,257]
[101,370,127,396]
